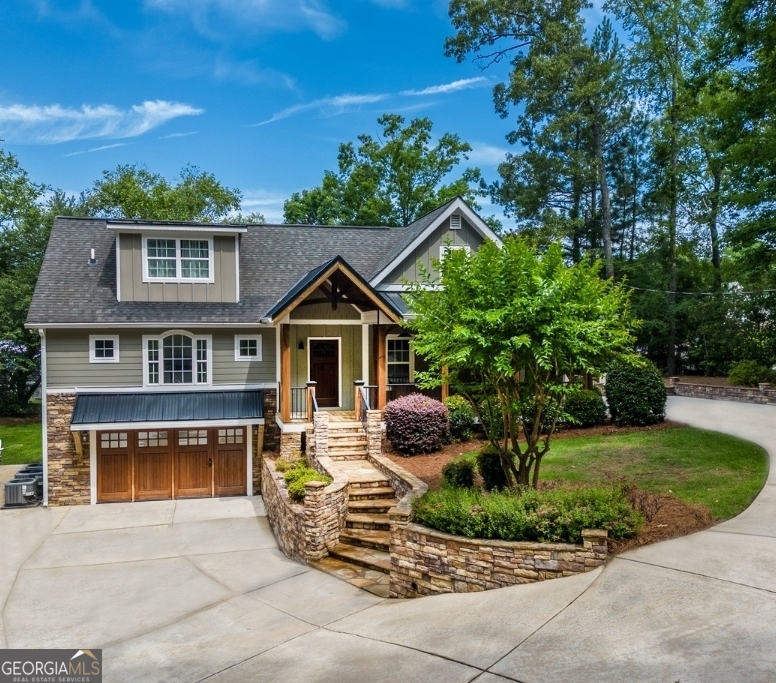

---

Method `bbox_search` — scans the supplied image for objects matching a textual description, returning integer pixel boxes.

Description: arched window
[144,331,211,386]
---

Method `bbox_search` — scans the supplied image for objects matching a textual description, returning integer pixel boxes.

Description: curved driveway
[2,396,776,682]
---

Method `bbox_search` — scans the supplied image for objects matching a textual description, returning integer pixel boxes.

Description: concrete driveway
[2,396,776,682]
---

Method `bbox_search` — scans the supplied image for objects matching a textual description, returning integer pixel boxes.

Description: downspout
[39,328,48,507]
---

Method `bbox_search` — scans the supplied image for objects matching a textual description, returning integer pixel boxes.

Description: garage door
[96,427,248,503]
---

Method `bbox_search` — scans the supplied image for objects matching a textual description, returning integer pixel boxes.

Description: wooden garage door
[215,427,247,496]
[97,426,248,502]
[97,431,131,502]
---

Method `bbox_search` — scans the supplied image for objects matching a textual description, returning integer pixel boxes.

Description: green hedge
[728,360,775,387]
[442,459,476,488]
[564,388,607,428]
[282,462,332,502]
[412,485,642,543]
[606,357,666,426]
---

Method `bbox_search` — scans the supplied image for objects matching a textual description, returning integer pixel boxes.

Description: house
[26,197,500,506]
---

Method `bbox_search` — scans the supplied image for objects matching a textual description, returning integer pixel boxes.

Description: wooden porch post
[377,324,387,410]
[281,324,291,423]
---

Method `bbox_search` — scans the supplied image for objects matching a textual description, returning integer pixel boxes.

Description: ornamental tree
[405,237,636,487]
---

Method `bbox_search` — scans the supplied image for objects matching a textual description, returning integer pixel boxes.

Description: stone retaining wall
[390,523,608,598]
[671,378,776,405]
[47,392,90,506]
[260,456,348,563]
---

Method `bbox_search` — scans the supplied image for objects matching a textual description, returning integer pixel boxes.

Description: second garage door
[97,426,248,503]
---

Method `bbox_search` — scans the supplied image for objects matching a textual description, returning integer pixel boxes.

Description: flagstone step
[328,543,392,573]
[347,486,396,500]
[346,513,390,530]
[348,498,397,513]
[339,528,390,552]
[310,554,391,598]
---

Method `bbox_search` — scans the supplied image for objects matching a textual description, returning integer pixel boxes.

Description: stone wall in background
[671,379,776,405]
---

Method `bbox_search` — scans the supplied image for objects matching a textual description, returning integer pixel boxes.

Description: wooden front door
[214,427,247,496]
[175,429,213,498]
[97,431,132,502]
[309,340,339,407]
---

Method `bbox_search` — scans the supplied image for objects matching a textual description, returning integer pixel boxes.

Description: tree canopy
[283,114,492,227]
[406,236,636,487]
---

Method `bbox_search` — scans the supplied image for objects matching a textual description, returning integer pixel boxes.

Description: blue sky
[0,0,523,225]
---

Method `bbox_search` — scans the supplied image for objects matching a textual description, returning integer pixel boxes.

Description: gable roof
[26,199,496,327]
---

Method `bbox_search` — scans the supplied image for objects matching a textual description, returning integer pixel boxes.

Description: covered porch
[267,256,444,426]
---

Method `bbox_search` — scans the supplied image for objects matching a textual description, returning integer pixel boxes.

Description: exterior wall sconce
[298,340,305,350]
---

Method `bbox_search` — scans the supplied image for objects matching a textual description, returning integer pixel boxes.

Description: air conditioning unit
[4,478,39,507]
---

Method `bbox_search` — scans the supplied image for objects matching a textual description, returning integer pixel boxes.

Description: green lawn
[459,427,768,521]
[0,421,42,466]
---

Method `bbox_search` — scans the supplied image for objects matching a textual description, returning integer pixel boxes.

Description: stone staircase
[310,430,397,596]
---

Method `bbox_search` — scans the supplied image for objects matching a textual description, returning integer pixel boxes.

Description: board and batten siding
[290,296,362,321]
[384,216,483,285]
[288,324,363,410]
[118,233,238,303]
[46,328,275,389]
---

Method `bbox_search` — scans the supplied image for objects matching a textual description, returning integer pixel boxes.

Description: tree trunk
[593,121,614,278]
[666,57,679,376]
[709,167,722,291]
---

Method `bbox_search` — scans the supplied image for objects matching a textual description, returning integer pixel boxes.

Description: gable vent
[450,214,462,230]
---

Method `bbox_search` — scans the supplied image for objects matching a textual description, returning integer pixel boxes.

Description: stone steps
[346,513,390,530]
[348,498,396,513]
[328,543,392,573]
[347,486,395,500]
[339,528,390,552]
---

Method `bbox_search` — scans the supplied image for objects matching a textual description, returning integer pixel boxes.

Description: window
[144,332,211,386]
[218,428,244,445]
[89,335,119,363]
[439,244,471,260]
[234,335,262,361]
[143,237,213,282]
[387,337,412,385]
[450,214,462,230]
[137,431,168,448]
[100,432,127,449]
[179,429,207,446]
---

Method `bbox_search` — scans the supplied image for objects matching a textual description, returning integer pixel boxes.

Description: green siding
[118,234,237,303]
[46,328,276,389]
[288,325,364,410]
[290,296,362,320]
[384,216,483,285]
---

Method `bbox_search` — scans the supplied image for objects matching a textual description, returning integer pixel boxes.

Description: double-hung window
[387,337,412,385]
[144,237,213,282]
[144,332,211,386]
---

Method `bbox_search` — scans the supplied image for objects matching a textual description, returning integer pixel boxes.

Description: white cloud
[467,142,510,166]
[145,0,346,41]
[64,142,131,157]
[0,100,203,143]
[401,77,489,96]
[255,93,389,125]
[160,131,199,139]
[238,189,289,222]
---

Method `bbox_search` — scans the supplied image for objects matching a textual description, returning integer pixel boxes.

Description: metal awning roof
[71,390,264,427]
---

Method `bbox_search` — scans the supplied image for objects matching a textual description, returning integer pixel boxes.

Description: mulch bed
[384,419,716,552]
[664,375,730,387]
[0,416,41,426]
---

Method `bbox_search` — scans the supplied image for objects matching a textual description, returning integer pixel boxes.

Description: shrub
[412,485,643,543]
[274,457,298,472]
[478,397,504,440]
[444,395,476,441]
[476,446,511,491]
[728,360,775,387]
[605,357,667,426]
[442,459,476,488]
[282,463,332,502]
[385,393,449,455]
[564,388,607,428]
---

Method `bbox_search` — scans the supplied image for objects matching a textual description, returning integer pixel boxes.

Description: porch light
[298,340,305,350]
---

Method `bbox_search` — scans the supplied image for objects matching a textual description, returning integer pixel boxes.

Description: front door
[310,339,339,407]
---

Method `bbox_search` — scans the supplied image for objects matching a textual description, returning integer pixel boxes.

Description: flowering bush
[385,393,449,455]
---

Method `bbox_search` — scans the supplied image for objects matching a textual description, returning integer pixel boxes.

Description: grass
[0,421,42,466]
[457,427,768,521]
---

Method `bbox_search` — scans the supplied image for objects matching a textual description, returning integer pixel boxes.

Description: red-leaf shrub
[385,393,449,455]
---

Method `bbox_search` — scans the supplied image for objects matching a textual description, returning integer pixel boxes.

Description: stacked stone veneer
[671,378,776,405]
[389,524,608,598]
[262,389,280,451]
[47,392,90,506]
[260,456,348,563]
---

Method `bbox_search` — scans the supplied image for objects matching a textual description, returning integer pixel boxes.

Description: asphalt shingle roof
[27,209,449,326]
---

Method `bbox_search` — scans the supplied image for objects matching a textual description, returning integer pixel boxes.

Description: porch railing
[387,383,442,402]
[290,387,308,421]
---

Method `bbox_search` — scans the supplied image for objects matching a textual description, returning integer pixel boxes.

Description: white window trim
[234,334,263,362]
[141,235,215,284]
[307,337,342,408]
[142,330,212,388]
[89,335,120,363]
[386,334,414,385]
[439,244,471,260]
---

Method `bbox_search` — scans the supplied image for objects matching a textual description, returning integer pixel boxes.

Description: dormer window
[143,237,213,283]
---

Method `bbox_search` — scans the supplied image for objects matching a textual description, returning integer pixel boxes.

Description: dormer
[109,221,246,303]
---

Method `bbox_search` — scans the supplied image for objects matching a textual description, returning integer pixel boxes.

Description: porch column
[361,324,370,385]
[280,324,291,423]
[377,324,387,410]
